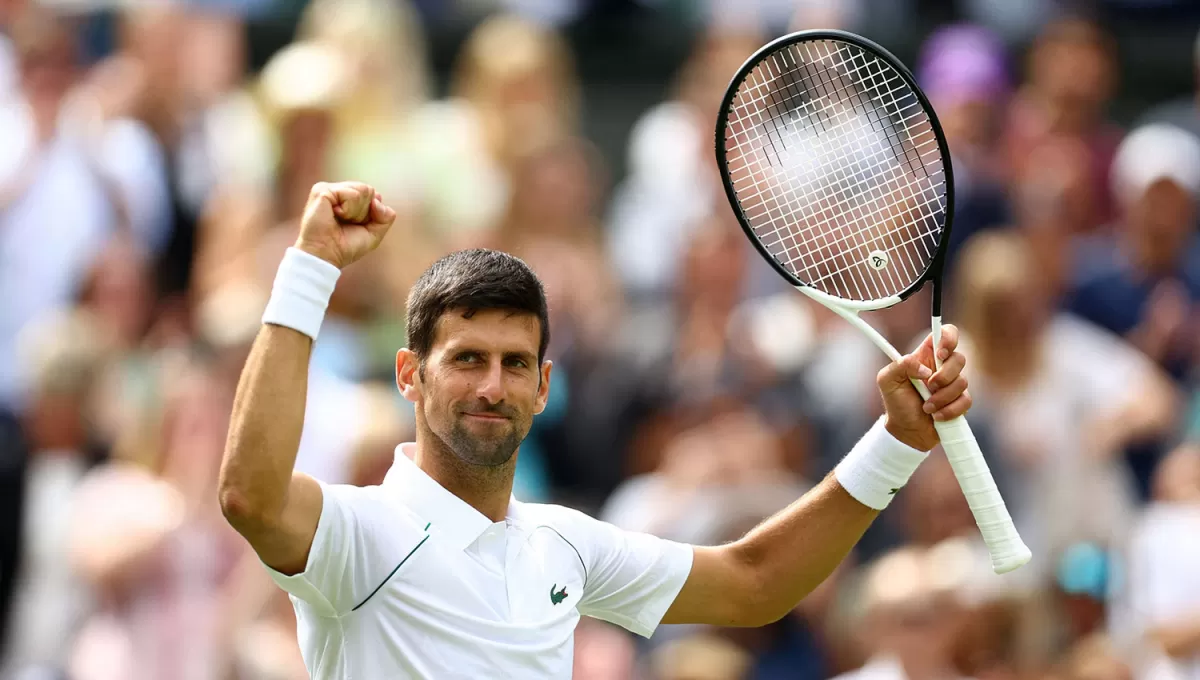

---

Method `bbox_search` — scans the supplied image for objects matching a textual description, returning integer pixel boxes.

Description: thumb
[879,354,932,391]
[368,194,398,231]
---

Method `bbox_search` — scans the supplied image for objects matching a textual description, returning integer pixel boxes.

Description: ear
[396,348,423,403]
[533,359,552,415]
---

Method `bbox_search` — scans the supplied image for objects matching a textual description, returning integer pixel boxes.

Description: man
[1066,123,1200,383]
[218,182,974,678]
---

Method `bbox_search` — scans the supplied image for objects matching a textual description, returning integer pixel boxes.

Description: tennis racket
[715,29,1031,574]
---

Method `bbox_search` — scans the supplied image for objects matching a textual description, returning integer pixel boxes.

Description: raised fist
[294,182,397,269]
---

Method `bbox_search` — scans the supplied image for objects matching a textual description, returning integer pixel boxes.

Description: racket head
[715,29,956,309]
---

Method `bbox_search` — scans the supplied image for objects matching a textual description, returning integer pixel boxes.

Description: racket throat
[930,280,944,369]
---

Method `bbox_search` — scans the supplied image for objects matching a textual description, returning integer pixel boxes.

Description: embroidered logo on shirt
[888,488,899,495]
[550,584,568,605]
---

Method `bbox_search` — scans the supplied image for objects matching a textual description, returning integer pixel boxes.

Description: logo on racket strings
[868,250,889,271]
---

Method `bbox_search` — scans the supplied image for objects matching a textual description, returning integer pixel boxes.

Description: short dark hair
[406,249,550,368]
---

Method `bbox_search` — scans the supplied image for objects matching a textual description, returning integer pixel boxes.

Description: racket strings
[762,43,939,299]
[723,38,947,302]
[755,42,936,295]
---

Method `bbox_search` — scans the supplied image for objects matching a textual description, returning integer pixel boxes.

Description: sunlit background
[1,0,1199,679]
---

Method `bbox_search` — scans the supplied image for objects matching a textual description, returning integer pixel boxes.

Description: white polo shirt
[266,444,694,679]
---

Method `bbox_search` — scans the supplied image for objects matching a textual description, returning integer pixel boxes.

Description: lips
[463,412,509,421]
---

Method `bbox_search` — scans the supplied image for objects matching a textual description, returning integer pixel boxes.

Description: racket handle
[933,415,1032,574]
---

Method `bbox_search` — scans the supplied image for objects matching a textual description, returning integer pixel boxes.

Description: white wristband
[834,417,930,510]
[261,247,341,340]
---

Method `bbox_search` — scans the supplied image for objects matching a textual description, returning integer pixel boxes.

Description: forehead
[430,308,540,354]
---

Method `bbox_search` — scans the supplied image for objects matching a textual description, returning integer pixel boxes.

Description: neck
[412,432,516,523]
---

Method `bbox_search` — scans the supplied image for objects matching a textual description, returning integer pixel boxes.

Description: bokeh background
[1,0,1199,679]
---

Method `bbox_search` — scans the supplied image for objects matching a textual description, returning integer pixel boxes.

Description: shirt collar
[383,443,522,551]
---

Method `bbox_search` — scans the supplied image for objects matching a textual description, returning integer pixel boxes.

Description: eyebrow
[446,347,537,363]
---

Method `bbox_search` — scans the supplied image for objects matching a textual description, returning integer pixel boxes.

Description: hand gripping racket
[715,30,1031,574]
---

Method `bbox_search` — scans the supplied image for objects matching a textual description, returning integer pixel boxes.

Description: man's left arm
[662,326,971,627]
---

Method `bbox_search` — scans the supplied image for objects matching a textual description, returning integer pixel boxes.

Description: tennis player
[218,182,974,678]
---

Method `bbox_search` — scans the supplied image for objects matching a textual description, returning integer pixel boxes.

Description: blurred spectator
[1008,135,1099,305]
[953,231,1179,570]
[601,405,806,546]
[297,0,431,201]
[833,545,967,680]
[607,29,761,299]
[572,618,638,680]
[0,5,169,412]
[900,456,981,549]
[1002,17,1122,231]
[915,24,1013,265]
[67,355,247,680]
[1060,635,1134,680]
[611,217,818,486]
[422,13,580,241]
[0,310,107,677]
[113,2,262,299]
[1066,123,1200,384]
[650,632,753,680]
[1123,442,1200,680]
[1015,542,1122,672]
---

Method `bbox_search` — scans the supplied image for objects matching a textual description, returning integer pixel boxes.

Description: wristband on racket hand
[261,247,341,340]
[834,417,929,510]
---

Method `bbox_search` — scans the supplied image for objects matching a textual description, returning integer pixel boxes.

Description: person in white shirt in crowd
[951,230,1179,584]
[217,181,975,678]
[831,544,973,680]
[1122,442,1200,680]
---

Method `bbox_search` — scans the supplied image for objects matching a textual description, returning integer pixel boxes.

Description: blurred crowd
[0,0,1198,679]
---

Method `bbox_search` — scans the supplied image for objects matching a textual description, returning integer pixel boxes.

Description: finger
[879,354,932,389]
[923,376,967,414]
[932,391,972,421]
[328,183,374,223]
[913,332,941,371]
[927,351,966,390]
[936,324,960,362]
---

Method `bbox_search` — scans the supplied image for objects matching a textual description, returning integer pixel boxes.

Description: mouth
[462,412,510,422]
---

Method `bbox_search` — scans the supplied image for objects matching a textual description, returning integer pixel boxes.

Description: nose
[476,359,505,405]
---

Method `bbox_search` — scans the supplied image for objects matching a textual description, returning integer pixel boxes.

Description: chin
[446,427,522,468]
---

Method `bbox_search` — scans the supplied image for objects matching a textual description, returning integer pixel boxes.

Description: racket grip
[932,415,1032,574]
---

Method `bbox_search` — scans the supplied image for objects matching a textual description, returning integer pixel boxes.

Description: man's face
[398,308,550,468]
[1128,179,1195,273]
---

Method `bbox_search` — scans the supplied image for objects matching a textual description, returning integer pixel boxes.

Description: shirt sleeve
[262,481,429,617]
[570,511,694,638]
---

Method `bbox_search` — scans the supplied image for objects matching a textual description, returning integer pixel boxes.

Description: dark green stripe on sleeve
[351,534,431,612]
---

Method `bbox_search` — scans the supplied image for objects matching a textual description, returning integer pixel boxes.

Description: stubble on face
[433,397,528,469]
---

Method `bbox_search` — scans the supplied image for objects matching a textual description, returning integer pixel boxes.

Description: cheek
[421,376,463,412]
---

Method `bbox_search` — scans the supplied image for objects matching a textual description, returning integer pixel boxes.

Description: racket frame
[715,29,1032,575]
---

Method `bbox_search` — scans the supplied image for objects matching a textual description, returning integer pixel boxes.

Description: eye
[504,357,529,369]
[456,352,481,364]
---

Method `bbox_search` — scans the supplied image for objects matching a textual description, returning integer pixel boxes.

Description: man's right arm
[218,181,396,577]
[218,323,323,576]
